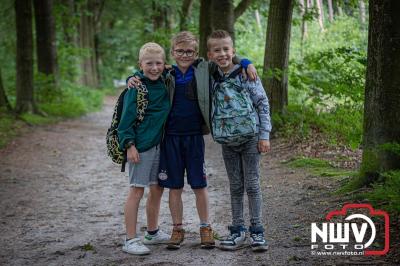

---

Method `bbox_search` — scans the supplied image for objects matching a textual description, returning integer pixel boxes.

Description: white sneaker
[143,229,170,245]
[122,237,150,255]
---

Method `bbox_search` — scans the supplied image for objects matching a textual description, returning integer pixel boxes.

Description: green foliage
[98,0,187,87]
[235,9,367,150]
[0,113,18,148]
[275,15,368,149]
[0,1,16,101]
[82,242,94,251]
[284,156,356,179]
[273,104,363,148]
[291,16,368,59]
[20,113,56,125]
[290,46,366,107]
[39,82,103,118]
[380,142,400,156]
[365,171,400,213]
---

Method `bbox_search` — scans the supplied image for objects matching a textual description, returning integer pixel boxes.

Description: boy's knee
[230,183,244,194]
[245,184,261,195]
[169,188,183,197]
[128,187,145,200]
[149,185,164,196]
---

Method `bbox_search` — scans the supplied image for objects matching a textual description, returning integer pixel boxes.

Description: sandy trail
[0,96,394,265]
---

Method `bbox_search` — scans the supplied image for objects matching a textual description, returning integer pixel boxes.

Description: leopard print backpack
[106,84,148,172]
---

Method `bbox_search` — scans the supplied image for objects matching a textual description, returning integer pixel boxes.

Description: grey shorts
[128,145,160,187]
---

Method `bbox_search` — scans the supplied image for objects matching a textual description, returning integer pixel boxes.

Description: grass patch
[284,156,356,179]
[0,113,20,148]
[20,113,57,125]
[337,170,400,214]
[285,156,331,168]
[273,104,363,149]
[40,84,104,118]
[363,171,400,213]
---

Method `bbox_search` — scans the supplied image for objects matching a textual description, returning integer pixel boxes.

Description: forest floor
[0,95,398,266]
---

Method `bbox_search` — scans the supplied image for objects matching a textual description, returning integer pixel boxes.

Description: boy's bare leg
[167,188,185,249]
[125,187,145,238]
[192,188,209,223]
[146,184,164,231]
[169,188,184,227]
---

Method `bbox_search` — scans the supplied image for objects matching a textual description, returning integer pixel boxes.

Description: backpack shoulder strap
[135,82,149,126]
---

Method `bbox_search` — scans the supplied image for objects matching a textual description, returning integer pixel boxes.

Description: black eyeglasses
[174,49,197,57]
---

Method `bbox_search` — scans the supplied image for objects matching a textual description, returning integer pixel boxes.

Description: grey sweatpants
[221,137,263,227]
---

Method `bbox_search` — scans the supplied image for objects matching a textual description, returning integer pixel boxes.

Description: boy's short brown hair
[171,31,199,52]
[207,30,233,49]
[139,42,165,62]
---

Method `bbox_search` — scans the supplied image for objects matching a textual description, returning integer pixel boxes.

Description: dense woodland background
[0,0,399,213]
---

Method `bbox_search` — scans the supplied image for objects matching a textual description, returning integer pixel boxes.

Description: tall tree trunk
[211,0,235,40]
[60,0,79,81]
[262,0,294,115]
[337,2,343,16]
[299,0,308,56]
[0,68,12,112]
[199,0,213,58]
[316,0,324,31]
[327,0,334,22]
[255,9,262,30]
[152,1,164,31]
[359,0,366,28]
[33,0,58,86]
[15,0,36,114]
[79,0,99,88]
[179,0,194,31]
[360,0,400,184]
[60,0,76,44]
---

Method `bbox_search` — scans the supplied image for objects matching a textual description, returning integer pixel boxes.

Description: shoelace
[128,239,145,246]
[171,230,183,241]
[227,233,240,241]
[251,233,264,241]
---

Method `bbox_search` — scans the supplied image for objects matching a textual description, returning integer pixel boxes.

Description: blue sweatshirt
[165,65,203,135]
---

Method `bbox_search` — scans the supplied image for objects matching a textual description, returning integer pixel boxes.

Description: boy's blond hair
[207,30,233,49]
[171,31,199,52]
[139,42,166,62]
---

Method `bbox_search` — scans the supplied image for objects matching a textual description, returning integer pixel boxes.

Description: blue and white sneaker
[249,225,268,252]
[143,229,170,245]
[219,225,247,250]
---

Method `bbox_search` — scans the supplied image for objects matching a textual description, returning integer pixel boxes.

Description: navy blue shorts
[158,135,207,189]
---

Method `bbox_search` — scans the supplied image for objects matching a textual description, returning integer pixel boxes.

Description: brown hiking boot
[200,226,215,249]
[167,228,185,250]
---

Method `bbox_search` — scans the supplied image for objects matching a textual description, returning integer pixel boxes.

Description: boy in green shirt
[118,42,170,255]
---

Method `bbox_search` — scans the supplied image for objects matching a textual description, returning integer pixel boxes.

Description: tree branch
[234,0,253,21]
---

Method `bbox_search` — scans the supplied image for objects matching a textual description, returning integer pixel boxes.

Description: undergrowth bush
[365,171,400,213]
[273,104,363,148]
[39,82,103,118]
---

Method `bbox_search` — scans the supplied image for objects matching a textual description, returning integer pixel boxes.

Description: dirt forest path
[0,96,392,266]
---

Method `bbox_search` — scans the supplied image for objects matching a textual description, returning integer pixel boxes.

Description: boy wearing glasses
[158,31,215,250]
[127,31,256,250]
